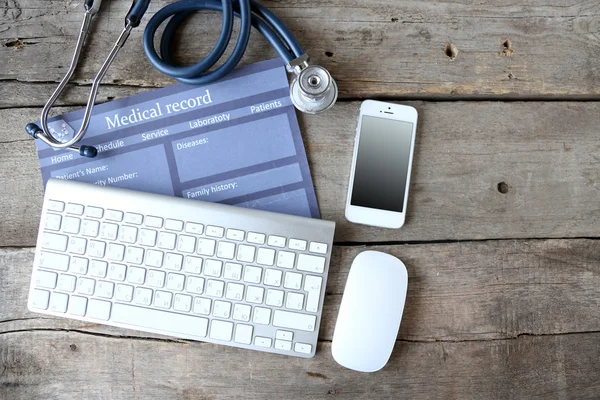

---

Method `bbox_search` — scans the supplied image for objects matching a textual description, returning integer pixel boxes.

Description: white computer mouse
[331,250,408,372]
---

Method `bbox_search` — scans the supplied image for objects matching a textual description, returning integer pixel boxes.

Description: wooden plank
[1,101,599,246]
[1,330,599,399]
[2,239,599,341]
[3,1,600,99]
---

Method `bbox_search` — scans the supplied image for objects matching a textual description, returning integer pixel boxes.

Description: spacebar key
[111,303,209,339]
[273,310,317,332]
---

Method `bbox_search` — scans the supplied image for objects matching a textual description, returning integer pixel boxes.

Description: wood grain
[2,239,599,342]
[3,1,600,99]
[1,331,599,399]
[1,101,600,246]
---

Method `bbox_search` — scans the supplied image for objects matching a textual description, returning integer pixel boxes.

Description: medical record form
[35,59,320,218]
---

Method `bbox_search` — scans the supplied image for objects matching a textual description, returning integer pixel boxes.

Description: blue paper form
[35,59,320,218]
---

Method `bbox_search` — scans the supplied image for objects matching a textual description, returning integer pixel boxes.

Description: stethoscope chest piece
[289,55,338,114]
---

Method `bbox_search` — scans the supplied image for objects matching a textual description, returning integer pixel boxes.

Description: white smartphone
[345,100,418,229]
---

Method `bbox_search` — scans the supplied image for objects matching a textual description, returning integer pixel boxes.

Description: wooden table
[2,1,600,398]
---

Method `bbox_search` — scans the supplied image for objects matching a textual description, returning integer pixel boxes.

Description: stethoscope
[25,0,338,158]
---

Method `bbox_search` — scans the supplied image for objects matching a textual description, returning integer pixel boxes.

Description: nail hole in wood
[497,182,509,194]
[501,39,513,57]
[391,17,399,22]
[325,51,334,57]
[445,43,458,60]
[70,344,77,351]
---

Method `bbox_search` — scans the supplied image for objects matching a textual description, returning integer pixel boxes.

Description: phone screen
[351,115,414,212]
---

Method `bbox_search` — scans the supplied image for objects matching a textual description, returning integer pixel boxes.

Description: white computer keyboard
[28,179,335,358]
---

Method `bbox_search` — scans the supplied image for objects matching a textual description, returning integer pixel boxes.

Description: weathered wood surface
[2,240,600,398]
[2,101,600,246]
[3,1,600,99]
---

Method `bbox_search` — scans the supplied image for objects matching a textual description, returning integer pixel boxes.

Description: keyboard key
[107,243,125,261]
[165,253,183,271]
[124,212,143,225]
[197,238,216,256]
[193,297,211,315]
[57,274,76,292]
[125,246,144,265]
[183,256,202,274]
[309,242,328,254]
[236,244,255,263]
[264,269,282,287]
[99,222,118,241]
[273,310,316,332]
[115,284,134,302]
[105,209,124,222]
[204,260,223,277]
[45,213,62,231]
[41,232,68,252]
[173,293,192,312]
[217,241,235,259]
[62,216,81,234]
[294,343,312,354]
[177,235,196,253]
[47,200,65,212]
[87,299,111,320]
[296,254,326,274]
[127,266,146,285]
[49,292,69,313]
[89,260,108,278]
[77,277,95,296]
[66,203,84,215]
[186,276,205,294]
[206,226,224,238]
[254,337,272,348]
[147,269,166,288]
[247,232,265,245]
[112,303,208,339]
[226,229,244,241]
[252,307,271,325]
[166,273,185,291]
[81,219,99,237]
[276,251,295,269]
[265,289,284,307]
[288,239,307,251]
[276,330,293,341]
[274,339,292,351]
[243,266,262,284]
[87,240,106,258]
[135,287,153,306]
[119,225,138,244]
[304,275,323,313]
[69,257,89,275]
[138,229,157,247]
[38,251,69,272]
[67,295,87,316]
[154,291,172,309]
[232,304,251,321]
[145,249,164,268]
[256,248,275,266]
[223,262,242,280]
[285,292,304,311]
[86,206,103,218]
[108,263,127,281]
[209,320,233,341]
[234,324,253,345]
[245,286,264,304]
[213,300,231,318]
[267,235,286,248]
[30,289,50,310]
[185,222,203,235]
[165,219,184,231]
[145,216,163,228]
[205,279,224,297]
[158,232,177,250]
[283,272,302,290]
[67,237,87,255]
[225,282,244,301]
[96,281,115,299]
